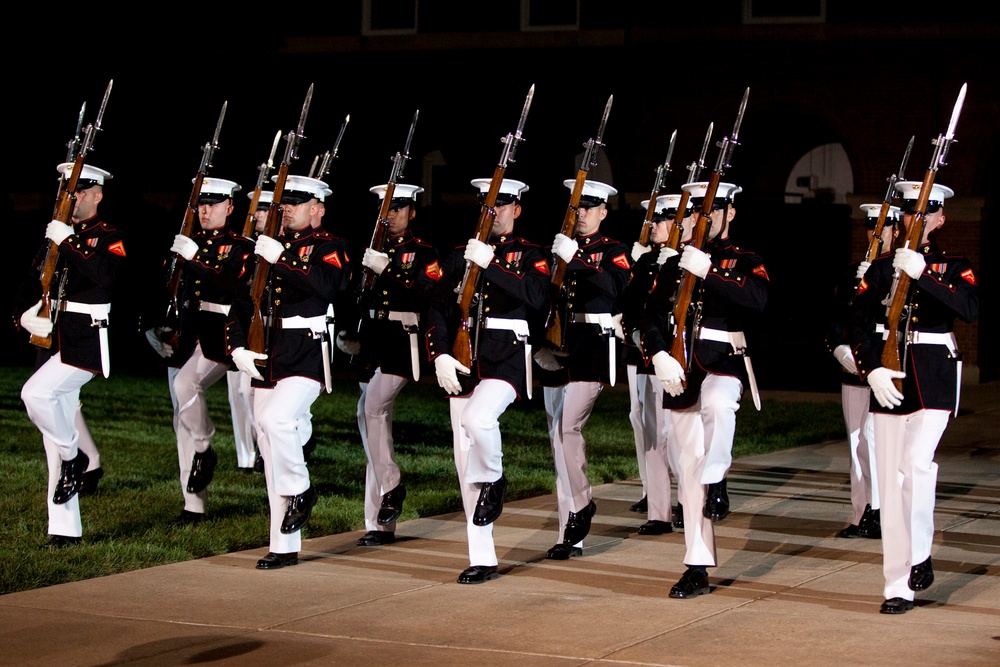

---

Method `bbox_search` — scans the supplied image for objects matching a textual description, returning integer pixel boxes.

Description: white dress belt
[61,301,111,319]
[908,331,958,353]
[198,301,231,316]
[570,312,615,329]
[483,317,532,399]
[369,310,420,329]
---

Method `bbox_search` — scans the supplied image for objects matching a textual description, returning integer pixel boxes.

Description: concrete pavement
[2,382,999,666]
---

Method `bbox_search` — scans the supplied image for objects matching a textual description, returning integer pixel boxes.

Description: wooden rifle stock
[668,172,721,378]
[543,169,588,349]
[247,162,290,362]
[452,165,504,368]
[664,192,692,251]
[879,169,935,390]
[30,158,84,348]
[359,182,395,301]
[242,188,261,237]
[159,173,204,350]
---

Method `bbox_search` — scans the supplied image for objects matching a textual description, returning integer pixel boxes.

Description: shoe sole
[256,559,298,570]
[669,586,711,599]
[457,572,499,584]
[880,601,914,614]
[545,548,583,560]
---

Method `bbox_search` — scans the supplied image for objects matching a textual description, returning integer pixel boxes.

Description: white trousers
[542,386,578,546]
[360,370,408,531]
[21,352,95,538]
[636,372,677,522]
[227,370,257,468]
[255,376,321,555]
[548,381,602,520]
[873,409,949,601]
[450,379,516,566]
[627,365,647,497]
[670,373,743,567]
[841,383,879,524]
[173,343,228,514]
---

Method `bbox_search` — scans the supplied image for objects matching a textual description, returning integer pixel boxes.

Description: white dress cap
[470,178,529,200]
[641,193,684,212]
[56,162,113,186]
[894,181,954,205]
[563,179,618,202]
[250,189,274,209]
[197,177,242,197]
[859,203,901,220]
[681,181,742,201]
[370,183,425,201]
[275,174,331,204]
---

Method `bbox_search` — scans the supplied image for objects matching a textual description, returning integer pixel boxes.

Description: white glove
[232,346,266,380]
[144,328,174,358]
[651,350,686,396]
[45,220,74,245]
[464,239,494,269]
[833,344,857,375]
[894,248,926,280]
[533,347,563,372]
[679,245,711,278]
[855,261,871,281]
[170,234,199,261]
[336,330,361,355]
[611,313,625,341]
[20,300,53,338]
[631,241,651,262]
[552,233,579,264]
[362,247,390,274]
[657,246,679,266]
[867,366,906,409]
[255,235,283,264]
[434,354,470,395]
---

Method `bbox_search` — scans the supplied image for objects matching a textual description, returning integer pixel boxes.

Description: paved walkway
[2,383,999,666]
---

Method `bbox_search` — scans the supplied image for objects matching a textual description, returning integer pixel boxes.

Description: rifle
[665,123,713,250]
[242,130,282,237]
[315,114,350,182]
[637,130,676,248]
[160,101,227,350]
[543,94,613,350]
[452,84,534,368]
[31,80,113,349]
[358,110,419,309]
[669,87,749,381]
[880,83,966,392]
[246,83,314,365]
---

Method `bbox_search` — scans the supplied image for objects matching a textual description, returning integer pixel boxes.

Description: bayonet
[390,110,419,182]
[197,101,226,172]
[716,87,749,173]
[687,122,713,184]
[266,129,281,170]
[930,82,966,170]
[307,155,320,178]
[898,134,914,183]
[501,83,534,166]
[586,94,613,167]
[662,129,677,178]
[80,79,113,156]
[317,114,351,179]
[65,102,85,162]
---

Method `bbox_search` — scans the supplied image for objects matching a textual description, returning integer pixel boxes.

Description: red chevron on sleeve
[425,260,443,280]
[612,253,630,270]
[752,264,769,281]
[961,268,976,285]
[108,240,126,257]
[323,251,343,268]
[534,259,550,276]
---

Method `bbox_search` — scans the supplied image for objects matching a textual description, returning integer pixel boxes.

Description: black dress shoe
[79,466,104,496]
[52,451,89,505]
[669,567,711,599]
[880,597,914,614]
[238,466,254,474]
[837,523,863,538]
[562,499,597,545]
[638,519,673,535]
[356,530,396,546]
[169,510,206,526]
[473,474,508,526]
[858,505,881,539]
[908,557,934,591]
[186,446,217,494]
[281,485,319,534]
[673,503,684,529]
[40,535,81,550]
[253,451,265,474]
[256,552,299,570]
[703,478,731,521]
[629,496,648,513]
[457,565,499,584]
[545,542,583,560]
[377,483,406,525]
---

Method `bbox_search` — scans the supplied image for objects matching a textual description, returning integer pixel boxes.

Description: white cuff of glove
[20,300,53,338]
[631,241,651,262]
[679,245,711,278]
[45,220,74,246]
[232,346,266,380]
[855,260,871,281]
[867,366,905,408]
[144,328,174,358]
[552,233,579,264]
[434,354,470,395]
[335,330,361,356]
[833,344,858,375]
[255,235,283,264]
[651,350,685,396]
[657,246,679,266]
[362,247,390,274]
[170,234,199,261]
[894,248,926,280]
[464,239,494,269]
[533,347,563,372]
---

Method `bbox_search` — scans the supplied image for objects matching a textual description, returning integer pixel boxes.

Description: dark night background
[4,1,998,392]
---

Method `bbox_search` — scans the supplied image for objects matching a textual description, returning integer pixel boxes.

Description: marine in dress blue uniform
[426,178,549,584]
[17,163,125,548]
[848,182,978,614]
[228,174,352,570]
[639,181,769,598]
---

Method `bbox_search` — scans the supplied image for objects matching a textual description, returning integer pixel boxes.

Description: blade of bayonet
[731,87,749,143]
[296,84,314,137]
[687,122,713,183]
[307,155,319,178]
[945,83,967,141]
[898,135,915,182]
[514,84,534,141]
[331,114,350,160]
[267,130,282,169]
[596,94,613,143]
[211,101,227,149]
[663,129,677,173]
[94,79,113,130]
[402,110,418,157]
[74,103,86,138]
